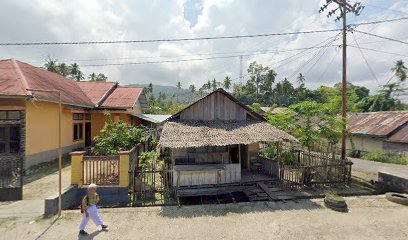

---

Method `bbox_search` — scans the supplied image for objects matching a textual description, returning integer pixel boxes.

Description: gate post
[119,151,130,188]
[70,151,85,187]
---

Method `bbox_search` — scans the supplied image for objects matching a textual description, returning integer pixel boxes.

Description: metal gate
[129,168,174,206]
[0,110,25,201]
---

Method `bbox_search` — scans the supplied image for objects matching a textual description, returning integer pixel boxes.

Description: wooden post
[119,151,130,188]
[70,151,85,187]
[238,144,241,166]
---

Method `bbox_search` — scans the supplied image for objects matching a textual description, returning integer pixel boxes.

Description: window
[73,123,83,141]
[0,111,20,120]
[84,114,91,120]
[73,113,84,120]
[0,125,20,154]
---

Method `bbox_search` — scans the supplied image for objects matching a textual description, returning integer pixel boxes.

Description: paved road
[350,157,408,178]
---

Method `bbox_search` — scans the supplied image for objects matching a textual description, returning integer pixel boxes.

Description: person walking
[79,183,108,235]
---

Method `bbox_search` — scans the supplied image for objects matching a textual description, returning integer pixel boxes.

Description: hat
[88,183,97,189]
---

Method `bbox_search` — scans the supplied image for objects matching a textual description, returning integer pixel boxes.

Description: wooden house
[159,89,296,187]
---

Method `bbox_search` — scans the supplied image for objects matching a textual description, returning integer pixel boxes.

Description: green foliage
[229,60,407,112]
[88,73,108,82]
[362,151,408,165]
[281,147,298,165]
[260,145,276,159]
[249,102,262,113]
[267,101,342,151]
[139,151,161,170]
[92,113,145,155]
[147,83,187,114]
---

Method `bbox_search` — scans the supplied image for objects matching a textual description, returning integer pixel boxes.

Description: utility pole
[320,0,364,160]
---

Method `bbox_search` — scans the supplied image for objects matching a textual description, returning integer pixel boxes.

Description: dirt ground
[1,195,407,240]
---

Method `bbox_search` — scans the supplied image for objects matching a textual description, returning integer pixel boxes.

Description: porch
[170,143,280,187]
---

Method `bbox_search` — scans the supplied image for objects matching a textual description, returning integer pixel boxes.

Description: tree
[92,112,145,155]
[223,76,232,90]
[88,73,108,82]
[391,60,407,83]
[69,63,84,81]
[189,84,196,103]
[176,82,182,90]
[44,58,59,73]
[249,102,262,113]
[211,78,219,90]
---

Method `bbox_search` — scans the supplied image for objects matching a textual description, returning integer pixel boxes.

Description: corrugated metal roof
[131,114,171,123]
[100,87,143,108]
[76,81,117,106]
[0,59,94,107]
[388,123,408,143]
[348,111,408,137]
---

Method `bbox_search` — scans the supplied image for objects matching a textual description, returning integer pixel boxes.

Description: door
[0,110,24,201]
[85,122,92,147]
[240,144,248,169]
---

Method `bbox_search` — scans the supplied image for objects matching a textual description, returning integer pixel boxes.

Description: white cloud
[0,0,407,96]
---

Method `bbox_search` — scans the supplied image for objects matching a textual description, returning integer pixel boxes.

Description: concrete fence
[70,150,131,188]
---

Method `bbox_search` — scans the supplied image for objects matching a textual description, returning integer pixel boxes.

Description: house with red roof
[0,59,148,169]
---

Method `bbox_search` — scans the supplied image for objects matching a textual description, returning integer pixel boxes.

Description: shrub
[92,113,145,155]
[139,151,160,170]
[363,151,408,165]
[260,145,276,159]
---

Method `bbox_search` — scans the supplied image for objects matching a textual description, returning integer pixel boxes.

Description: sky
[0,0,407,94]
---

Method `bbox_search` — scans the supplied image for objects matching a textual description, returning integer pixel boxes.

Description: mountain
[126,84,191,103]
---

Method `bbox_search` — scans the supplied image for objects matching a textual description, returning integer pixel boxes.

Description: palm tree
[58,63,69,77]
[211,78,218,91]
[391,60,407,82]
[69,63,84,81]
[88,73,97,81]
[44,58,59,73]
[189,84,196,103]
[223,76,232,90]
[176,82,182,89]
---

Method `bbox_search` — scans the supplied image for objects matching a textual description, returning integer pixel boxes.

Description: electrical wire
[353,30,408,45]
[351,32,380,85]
[0,29,341,46]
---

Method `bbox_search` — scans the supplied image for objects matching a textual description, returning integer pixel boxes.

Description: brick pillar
[70,151,85,187]
[118,151,130,188]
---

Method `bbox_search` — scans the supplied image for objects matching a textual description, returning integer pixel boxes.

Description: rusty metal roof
[76,81,117,106]
[100,87,143,108]
[387,123,408,143]
[0,59,94,107]
[348,111,408,137]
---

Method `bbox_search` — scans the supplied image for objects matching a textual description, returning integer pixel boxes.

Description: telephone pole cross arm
[320,0,364,160]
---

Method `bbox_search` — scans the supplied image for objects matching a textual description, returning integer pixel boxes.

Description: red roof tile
[348,111,408,137]
[0,59,94,107]
[76,81,117,106]
[100,87,143,108]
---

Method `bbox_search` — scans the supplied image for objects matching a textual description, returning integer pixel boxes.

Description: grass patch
[362,151,408,165]
[325,193,344,202]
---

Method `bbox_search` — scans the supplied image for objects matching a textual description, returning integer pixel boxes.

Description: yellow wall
[346,136,384,152]
[25,101,85,155]
[91,113,106,140]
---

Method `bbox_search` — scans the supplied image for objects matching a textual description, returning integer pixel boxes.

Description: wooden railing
[82,156,120,185]
[279,150,353,189]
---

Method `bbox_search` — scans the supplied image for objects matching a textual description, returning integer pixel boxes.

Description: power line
[348,45,408,58]
[349,16,408,26]
[351,32,380,85]
[0,29,341,46]
[353,29,408,45]
[365,3,408,16]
